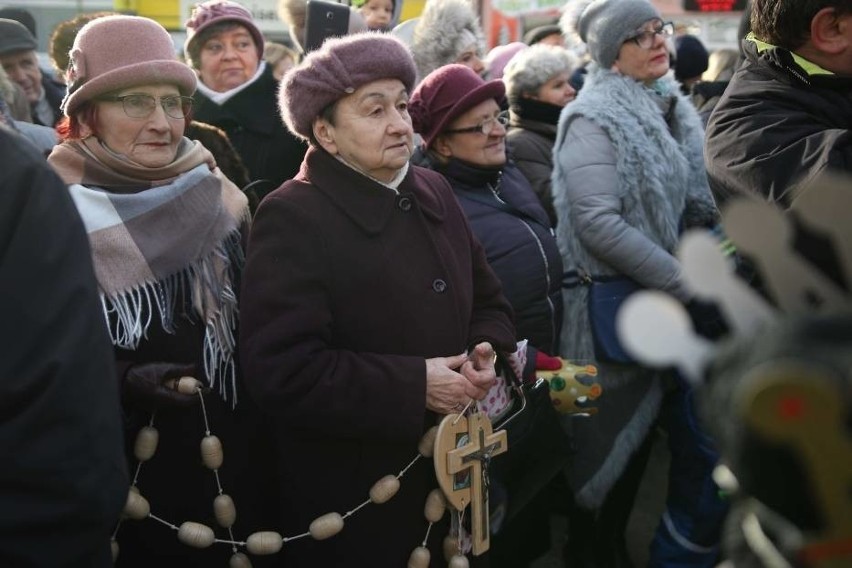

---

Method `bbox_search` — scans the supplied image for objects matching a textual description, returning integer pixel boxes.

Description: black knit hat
[674,34,709,81]
[0,18,37,56]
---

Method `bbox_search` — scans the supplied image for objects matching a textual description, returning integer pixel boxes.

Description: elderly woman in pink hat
[239,32,516,567]
[185,0,306,201]
[48,15,276,568]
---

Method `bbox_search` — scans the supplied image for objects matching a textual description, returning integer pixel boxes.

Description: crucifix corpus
[434,411,508,555]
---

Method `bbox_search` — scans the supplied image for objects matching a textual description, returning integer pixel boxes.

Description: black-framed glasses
[444,114,508,136]
[98,94,194,119]
[627,21,674,49]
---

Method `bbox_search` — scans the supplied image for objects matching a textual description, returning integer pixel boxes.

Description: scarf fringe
[101,231,244,406]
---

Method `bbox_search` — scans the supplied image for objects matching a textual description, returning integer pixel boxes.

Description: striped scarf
[48,137,249,404]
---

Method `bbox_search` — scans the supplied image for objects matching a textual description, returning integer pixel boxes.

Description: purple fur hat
[278,32,416,141]
[62,15,197,117]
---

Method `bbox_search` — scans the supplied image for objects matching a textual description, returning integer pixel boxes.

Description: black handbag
[586,275,643,365]
[489,358,571,528]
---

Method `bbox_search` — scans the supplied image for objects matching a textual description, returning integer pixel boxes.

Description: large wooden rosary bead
[369,475,400,504]
[123,486,149,520]
[246,531,284,555]
[418,426,438,457]
[214,494,237,528]
[229,552,253,568]
[200,435,223,469]
[443,535,457,561]
[407,545,431,568]
[424,489,446,523]
[177,521,215,548]
[309,512,344,540]
[133,426,158,462]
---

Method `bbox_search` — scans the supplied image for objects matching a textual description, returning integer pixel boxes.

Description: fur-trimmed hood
[410,0,485,82]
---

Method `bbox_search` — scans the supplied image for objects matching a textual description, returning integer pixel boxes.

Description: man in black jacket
[705,0,851,208]
[0,129,127,567]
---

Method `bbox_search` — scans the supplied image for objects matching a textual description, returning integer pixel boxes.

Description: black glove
[123,362,199,412]
[685,299,728,340]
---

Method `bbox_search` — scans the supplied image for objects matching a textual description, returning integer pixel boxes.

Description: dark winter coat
[427,157,563,358]
[239,146,516,568]
[0,130,127,567]
[506,98,562,227]
[37,74,64,127]
[705,38,852,208]
[192,65,307,201]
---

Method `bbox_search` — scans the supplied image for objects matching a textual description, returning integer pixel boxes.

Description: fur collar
[555,67,716,265]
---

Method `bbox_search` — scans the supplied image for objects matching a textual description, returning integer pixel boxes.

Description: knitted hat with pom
[278,32,416,141]
[408,63,505,148]
[62,15,197,117]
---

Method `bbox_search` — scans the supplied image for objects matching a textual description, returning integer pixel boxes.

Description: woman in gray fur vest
[552,0,725,566]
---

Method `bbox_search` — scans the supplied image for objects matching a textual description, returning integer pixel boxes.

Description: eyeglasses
[444,114,508,136]
[627,21,674,49]
[98,94,194,120]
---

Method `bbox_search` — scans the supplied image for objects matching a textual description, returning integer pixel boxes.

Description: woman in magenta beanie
[240,31,516,567]
[49,14,278,568]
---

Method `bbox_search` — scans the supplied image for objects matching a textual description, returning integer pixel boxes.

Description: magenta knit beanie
[278,32,416,142]
[63,15,197,117]
[185,0,264,64]
[409,64,505,149]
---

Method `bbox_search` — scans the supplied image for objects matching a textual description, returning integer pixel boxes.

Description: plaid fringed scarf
[48,137,249,404]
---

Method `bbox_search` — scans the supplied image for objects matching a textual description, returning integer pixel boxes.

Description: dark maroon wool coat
[240,146,516,567]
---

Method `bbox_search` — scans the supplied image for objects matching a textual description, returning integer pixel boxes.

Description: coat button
[398,196,412,212]
[432,279,447,293]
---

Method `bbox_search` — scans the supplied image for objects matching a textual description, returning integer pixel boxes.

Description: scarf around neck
[509,97,563,128]
[48,137,249,404]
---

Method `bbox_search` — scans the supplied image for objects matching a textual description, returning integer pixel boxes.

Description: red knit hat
[409,64,505,149]
[185,0,265,64]
[278,32,416,141]
[62,15,197,117]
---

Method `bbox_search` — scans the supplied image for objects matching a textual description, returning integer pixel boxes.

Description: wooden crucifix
[434,411,508,555]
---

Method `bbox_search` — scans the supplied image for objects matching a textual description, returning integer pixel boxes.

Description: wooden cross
[434,411,508,555]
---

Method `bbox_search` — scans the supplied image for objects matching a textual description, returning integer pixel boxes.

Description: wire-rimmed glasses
[98,94,194,120]
[444,114,509,136]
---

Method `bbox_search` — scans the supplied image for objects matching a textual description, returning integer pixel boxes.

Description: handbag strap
[494,352,546,430]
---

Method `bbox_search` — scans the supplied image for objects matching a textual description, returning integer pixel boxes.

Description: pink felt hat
[62,15,197,117]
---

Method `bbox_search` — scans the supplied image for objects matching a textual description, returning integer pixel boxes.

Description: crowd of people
[1,0,849,567]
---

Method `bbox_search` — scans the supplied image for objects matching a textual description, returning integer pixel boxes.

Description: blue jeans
[649,381,729,567]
